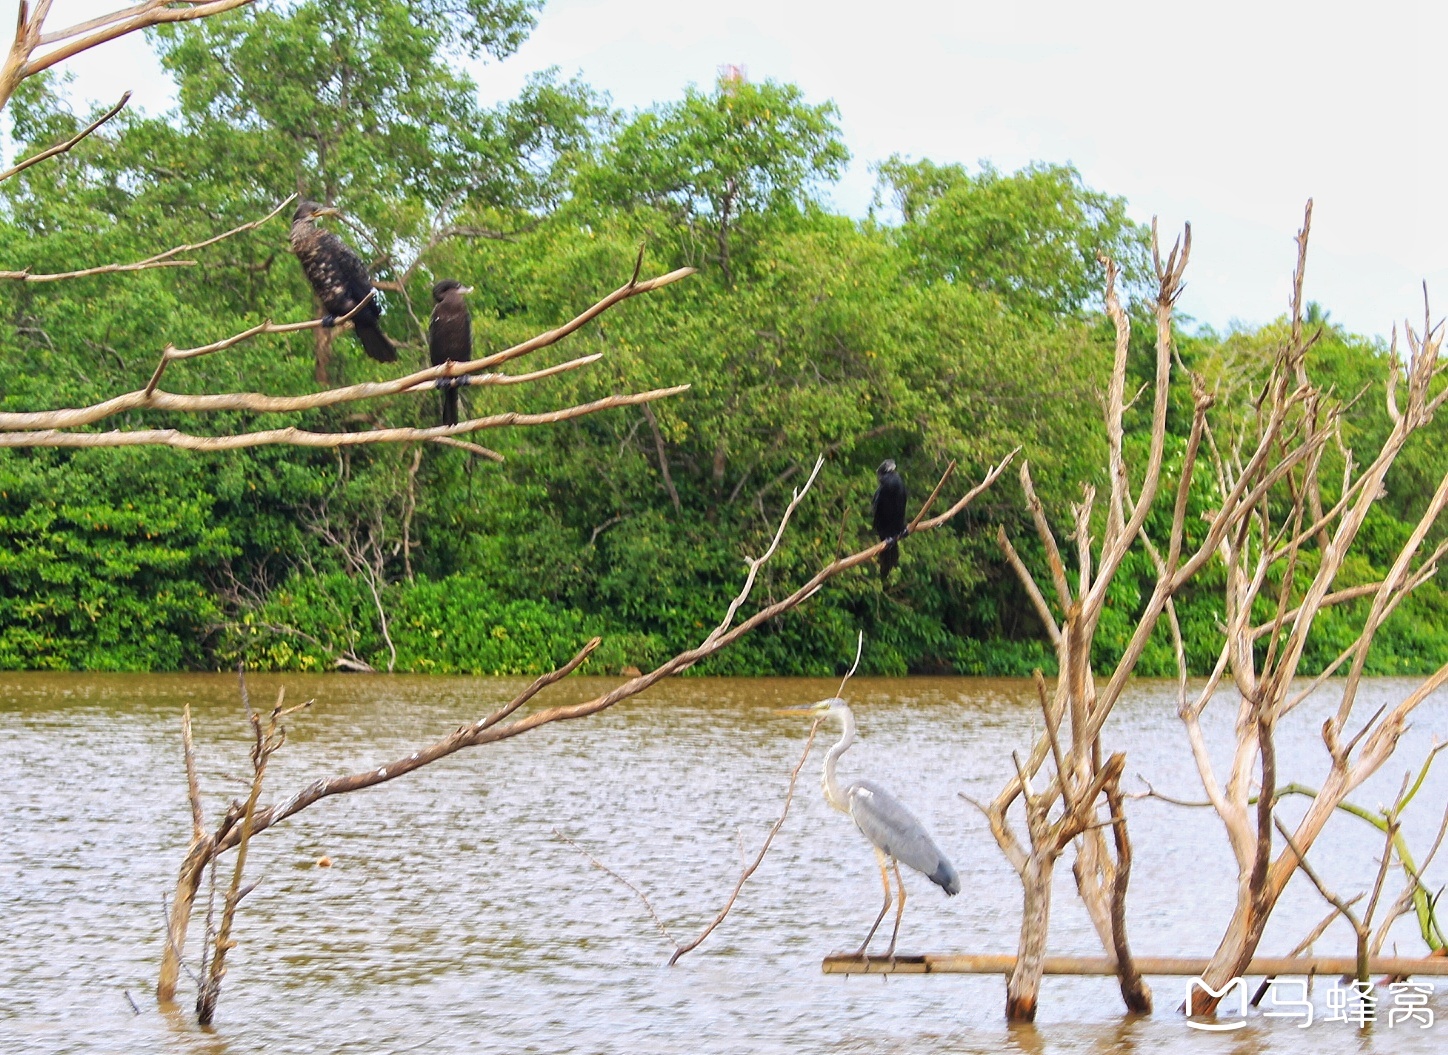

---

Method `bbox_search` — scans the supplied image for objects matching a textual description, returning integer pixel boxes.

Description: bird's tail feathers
[441,386,460,427]
[355,322,397,363]
[879,541,899,581]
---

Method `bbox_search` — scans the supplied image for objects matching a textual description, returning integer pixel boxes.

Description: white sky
[12,0,1446,338]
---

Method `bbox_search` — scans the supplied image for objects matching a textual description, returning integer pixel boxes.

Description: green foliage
[1,6,1447,680]
[876,156,1150,316]
[586,76,849,282]
[0,449,233,669]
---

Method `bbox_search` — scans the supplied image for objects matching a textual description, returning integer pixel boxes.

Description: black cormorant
[872,459,907,580]
[428,279,473,426]
[289,200,396,363]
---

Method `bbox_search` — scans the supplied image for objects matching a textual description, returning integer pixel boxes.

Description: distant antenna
[718,63,748,93]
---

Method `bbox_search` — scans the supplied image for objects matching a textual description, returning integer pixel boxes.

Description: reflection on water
[0,672,1444,1054]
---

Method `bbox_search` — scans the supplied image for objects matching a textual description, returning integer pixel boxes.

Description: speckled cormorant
[428,279,473,426]
[289,200,396,363]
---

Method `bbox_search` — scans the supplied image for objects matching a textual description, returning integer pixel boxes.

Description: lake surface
[2,672,1446,1054]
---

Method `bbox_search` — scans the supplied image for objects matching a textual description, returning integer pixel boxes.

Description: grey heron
[795,696,960,958]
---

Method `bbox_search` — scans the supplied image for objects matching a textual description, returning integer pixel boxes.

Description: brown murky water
[1,673,1445,1054]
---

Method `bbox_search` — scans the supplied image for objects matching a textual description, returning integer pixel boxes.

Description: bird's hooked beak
[459,285,474,295]
[310,206,342,220]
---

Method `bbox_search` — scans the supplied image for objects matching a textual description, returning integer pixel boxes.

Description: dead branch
[0,266,696,443]
[195,681,309,1025]
[668,715,822,964]
[553,829,679,948]
[426,435,503,461]
[158,447,1015,1001]
[182,704,203,841]
[0,386,691,450]
[1274,811,1398,986]
[906,460,956,533]
[0,90,129,183]
[0,195,295,282]
[0,1,256,115]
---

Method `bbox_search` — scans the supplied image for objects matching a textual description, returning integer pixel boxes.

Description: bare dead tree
[1176,204,1448,1013]
[157,449,1015,1015]
[193,679,310,1025]
[975,221,1296,1020]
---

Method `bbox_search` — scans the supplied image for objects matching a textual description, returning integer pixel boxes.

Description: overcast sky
[19,0,1445,339]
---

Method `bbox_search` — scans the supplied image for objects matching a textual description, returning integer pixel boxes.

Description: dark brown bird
[289,200,396,362]
[872,459,907,580]
[428,279,473,426]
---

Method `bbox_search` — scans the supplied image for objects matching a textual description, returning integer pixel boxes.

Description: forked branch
[0,266,697,447]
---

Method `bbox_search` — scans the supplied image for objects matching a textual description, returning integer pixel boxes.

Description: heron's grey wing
[847,780,961,895]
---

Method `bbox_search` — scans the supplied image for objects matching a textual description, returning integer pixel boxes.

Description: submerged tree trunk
[158,848,209,1002]
[1007,851,1058,1022]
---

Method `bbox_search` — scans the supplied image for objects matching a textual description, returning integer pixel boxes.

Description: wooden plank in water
[821,953,1448,976]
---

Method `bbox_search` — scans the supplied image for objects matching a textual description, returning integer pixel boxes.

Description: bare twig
[0,91,129,182]
[907,460,956,533]
[836,631,864,698]
[669,716,822,964]
[182,705,203,841]
[553,829,678,947]
[0,195,295,282]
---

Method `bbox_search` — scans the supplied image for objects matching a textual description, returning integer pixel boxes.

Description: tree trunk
[1007,851,1057,1021]
[1072,830,1116,959]
[313,323,334,385]
[157,847,208,1002]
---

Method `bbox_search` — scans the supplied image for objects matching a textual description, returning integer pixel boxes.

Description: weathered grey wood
[822,953,1448,976]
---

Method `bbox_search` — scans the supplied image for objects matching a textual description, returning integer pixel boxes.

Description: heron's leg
[854,847,893,958]
[884,858,907,959]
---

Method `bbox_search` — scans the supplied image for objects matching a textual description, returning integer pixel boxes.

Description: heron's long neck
[821,707,855,814]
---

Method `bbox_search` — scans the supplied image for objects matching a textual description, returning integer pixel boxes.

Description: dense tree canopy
[0,0,1443,676]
